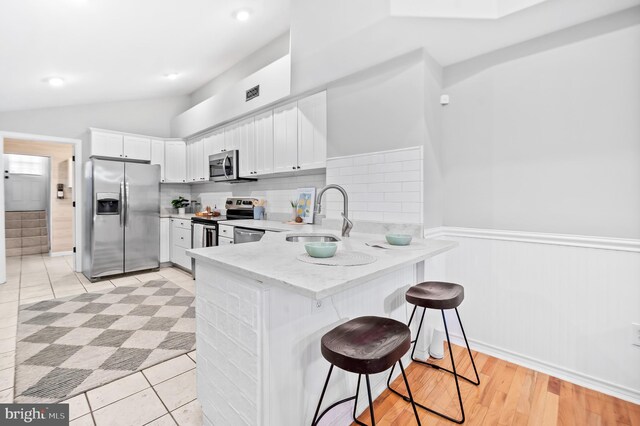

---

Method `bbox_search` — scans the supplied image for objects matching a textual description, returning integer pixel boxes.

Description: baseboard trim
[48,251,73,257]
[446,334,640,405]
[424,226,640,253]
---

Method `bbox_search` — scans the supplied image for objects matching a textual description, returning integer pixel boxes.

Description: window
[6,154,47,175]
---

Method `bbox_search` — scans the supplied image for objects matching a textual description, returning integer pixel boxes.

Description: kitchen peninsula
[188,227,456,425]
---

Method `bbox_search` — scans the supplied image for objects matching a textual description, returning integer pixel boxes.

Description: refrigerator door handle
[124,180,130,227]
[119,181,125,227]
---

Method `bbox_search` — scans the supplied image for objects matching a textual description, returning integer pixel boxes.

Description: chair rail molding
[425,226,640,253]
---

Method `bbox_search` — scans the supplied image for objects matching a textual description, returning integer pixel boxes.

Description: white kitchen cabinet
[238,118,256,178]
[254,110,274,176]
[297,91,327,170]
[164,140,187,183]
[160,218,170,262]
[187,139,205,182]
[218,236,234,245]
[90,131,124,159]
[273,101,299,173]
[123,135,151,161]
[150,139,165,182]
[170,218,192,271]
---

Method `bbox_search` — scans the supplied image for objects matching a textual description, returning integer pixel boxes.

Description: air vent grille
[245,85,260,102]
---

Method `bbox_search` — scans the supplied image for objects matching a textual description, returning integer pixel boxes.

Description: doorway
[0,132,83,283]
[4,154,51,255]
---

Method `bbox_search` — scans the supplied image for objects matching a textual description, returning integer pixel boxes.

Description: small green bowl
[305,242,337,258]
[385,234,413,246]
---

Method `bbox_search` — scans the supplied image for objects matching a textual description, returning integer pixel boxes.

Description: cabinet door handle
[292,166,296,170]
[297,166,301,169]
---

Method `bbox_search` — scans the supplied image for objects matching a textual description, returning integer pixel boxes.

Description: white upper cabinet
[273,101,299,173]
[237,117,255,178]
[123,135,151,161]
[164,140,187,183]
[224,122,241,152]
[150,139,165,182]
[90,130,151,161]
[187,139,205,182]
[254,110,274,176]
[90,131,124,159]
[297,91,327,170]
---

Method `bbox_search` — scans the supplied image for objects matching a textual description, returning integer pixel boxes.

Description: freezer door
[124,162,160,273]
[91,160,125,277]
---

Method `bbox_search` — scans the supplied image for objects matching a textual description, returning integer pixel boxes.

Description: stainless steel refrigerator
[83,159,160,280]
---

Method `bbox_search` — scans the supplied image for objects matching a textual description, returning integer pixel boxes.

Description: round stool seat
[321,316,411,375]
[406,281,464,310]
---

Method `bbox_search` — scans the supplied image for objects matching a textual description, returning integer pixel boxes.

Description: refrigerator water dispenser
[96,193,120,215]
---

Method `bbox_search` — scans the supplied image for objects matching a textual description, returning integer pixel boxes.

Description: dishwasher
[233,227,265,244]
[191,219,218,277]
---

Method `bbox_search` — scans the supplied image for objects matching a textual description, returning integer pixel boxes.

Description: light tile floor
[0,254,202,425]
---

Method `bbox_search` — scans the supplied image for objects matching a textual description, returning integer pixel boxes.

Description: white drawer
[219,225,234,238]
[172,226,191,249]
[218,236,234,245]
[172,218,191,230]
[171,246,192,270]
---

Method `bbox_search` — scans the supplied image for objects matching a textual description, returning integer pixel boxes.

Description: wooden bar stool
[387,282,480,424]
[312,316,421,426]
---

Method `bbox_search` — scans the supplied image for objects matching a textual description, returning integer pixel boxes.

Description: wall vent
[245,85,260,102]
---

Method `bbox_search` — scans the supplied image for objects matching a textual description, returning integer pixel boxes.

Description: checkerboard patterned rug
[14,279,195,403]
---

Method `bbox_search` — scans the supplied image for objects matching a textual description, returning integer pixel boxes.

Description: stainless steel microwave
[209,150,239,182]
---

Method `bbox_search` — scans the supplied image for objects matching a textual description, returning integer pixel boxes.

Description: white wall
[441,24,640,239]
[0,95,190,141]
[189,31,290,107]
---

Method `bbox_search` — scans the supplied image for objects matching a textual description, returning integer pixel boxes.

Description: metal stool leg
[399,360,422,425]
[312,364,334,425]
[365,375,375,426]
[387,306,480,424]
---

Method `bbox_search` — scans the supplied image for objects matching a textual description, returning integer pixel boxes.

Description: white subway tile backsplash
[385,150,420,163]
[385,171,421,183]
[402,181,422,192]
[326,147,423,224]
[402,202,422,213]
[369,182,402,193]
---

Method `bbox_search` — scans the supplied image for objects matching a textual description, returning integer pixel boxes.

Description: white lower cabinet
[218,236,234,245]
[160,218,170,263]
[170,218,192,271]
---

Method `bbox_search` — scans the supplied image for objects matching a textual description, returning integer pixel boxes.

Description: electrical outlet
[632,323,640,347]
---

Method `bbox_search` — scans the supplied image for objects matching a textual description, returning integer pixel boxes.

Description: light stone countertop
[187,225,457,299]
[160,213,196,219]
[217,219,317,232]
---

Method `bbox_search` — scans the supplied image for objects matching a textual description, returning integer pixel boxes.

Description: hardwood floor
[352,344,640,425]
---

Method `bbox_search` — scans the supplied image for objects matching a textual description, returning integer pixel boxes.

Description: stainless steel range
[190,197,258,273]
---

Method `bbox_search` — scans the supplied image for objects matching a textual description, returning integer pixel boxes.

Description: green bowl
[385,234,413,246]
[305,242,337,258]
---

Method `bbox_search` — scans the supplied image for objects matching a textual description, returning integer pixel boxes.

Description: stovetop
[190,215,227,224]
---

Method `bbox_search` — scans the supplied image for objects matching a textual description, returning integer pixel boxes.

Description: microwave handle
[222,154,230,180]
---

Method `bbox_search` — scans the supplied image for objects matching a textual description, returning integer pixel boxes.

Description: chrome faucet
[315,184,353,237]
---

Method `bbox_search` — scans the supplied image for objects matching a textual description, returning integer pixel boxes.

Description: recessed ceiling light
[165,73,179,80]
[45,77,65,87]
[234,9,252,22]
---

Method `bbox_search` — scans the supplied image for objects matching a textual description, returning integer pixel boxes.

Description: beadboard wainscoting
[422,227,640,404]
[325,147,424,224]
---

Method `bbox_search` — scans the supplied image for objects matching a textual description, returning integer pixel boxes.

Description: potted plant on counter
[171,196,190,216]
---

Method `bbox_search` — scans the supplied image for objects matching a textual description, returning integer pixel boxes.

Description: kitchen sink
[285,234,341,243]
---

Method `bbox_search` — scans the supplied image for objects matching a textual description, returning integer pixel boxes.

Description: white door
[150,139,165,182]
[254,110,274,176]
[4,154,49,211]
[297,91,327,170]
[91,131,123,158]
[273,101,299,173]
[237,117,255,178]
[190,139,205,182]
[164,140,187,183]
[224,122,241,152]
[123,135,151,161]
